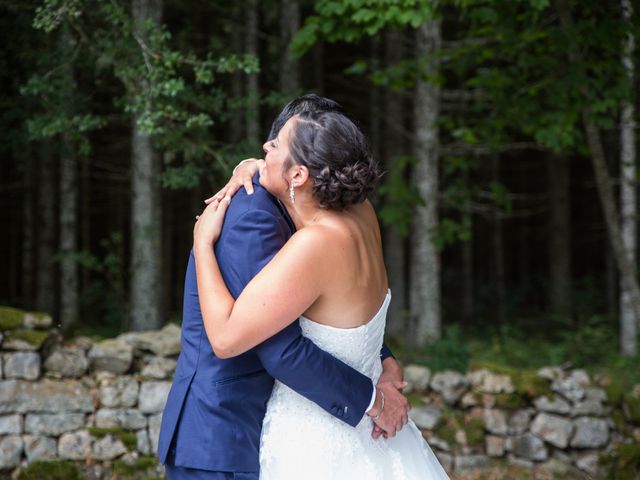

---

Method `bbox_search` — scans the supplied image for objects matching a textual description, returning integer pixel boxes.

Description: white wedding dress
[259,291,450,479]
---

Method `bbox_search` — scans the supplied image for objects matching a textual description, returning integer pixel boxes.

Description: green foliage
[74,232,128,332]
[0,306,25,330]
[378,155,422,236]
[414,325,471,373]
[24,0,260,195]
[17,460,82,480]
[293,0,433,56]
[599,443,640,480]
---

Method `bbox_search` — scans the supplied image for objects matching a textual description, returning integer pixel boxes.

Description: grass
[17,460,82,480]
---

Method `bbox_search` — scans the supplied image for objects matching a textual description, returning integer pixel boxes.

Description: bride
[194,109,449,479]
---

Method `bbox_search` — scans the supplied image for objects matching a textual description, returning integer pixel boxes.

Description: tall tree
[280,0,300,97]
[547,154,571,315]
[383,29,408,338]
[59,27,79,328]
[130,0,163,331]
[36,142,56,314]
[555,0,639,356]
[410,19,442,345]
[619,0,637,356]
[246,0,260,146]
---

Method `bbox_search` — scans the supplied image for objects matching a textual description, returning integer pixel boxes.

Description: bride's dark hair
[285,110,381,210]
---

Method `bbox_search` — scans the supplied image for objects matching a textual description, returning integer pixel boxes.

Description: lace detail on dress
[260,291,449,480]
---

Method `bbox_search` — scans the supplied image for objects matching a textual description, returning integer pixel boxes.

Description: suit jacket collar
[253,172,296,233]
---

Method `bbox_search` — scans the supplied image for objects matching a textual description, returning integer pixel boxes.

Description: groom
[158,95,409,479]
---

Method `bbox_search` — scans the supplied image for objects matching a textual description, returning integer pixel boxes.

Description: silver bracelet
[371,389,385,421]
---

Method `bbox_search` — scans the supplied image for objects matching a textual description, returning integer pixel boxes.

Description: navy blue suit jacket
[158,174,393,473]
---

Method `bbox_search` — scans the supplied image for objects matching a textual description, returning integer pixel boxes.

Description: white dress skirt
[259,291,450,479]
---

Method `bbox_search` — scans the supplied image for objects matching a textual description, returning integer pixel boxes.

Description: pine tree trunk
[230,4,243,144]
[547,154,571,315]
[492,156,506,326]
[279,0,300,97]
[312,43,324,94]
[620,0,637,356]
[410,20,441,346]
[22,148,34,309]
[462,170,474,323]
[130,0,163,331]
[556,0,640,356]
[246,0,260,146]
[383,29,408,339]
[59,28,79,328]
[36,142,56,315]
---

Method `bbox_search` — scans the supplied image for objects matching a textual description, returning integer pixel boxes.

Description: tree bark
[36,142,56,315]
[279,0,300,97]
[410,20,442,345]
[312,43,324,94]
[492,156,506,327]
[547,154,571,315]
[246,0,260,146]
[130,0,163,331]
[383,29,408,338]
[230,3,243,144]
[59,28,79,329]
[556,0,640,356]
[619,0,637,356]
[462,170,474,323]
[22,147,34,309]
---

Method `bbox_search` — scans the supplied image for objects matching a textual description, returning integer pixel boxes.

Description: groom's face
[259,116,296,196]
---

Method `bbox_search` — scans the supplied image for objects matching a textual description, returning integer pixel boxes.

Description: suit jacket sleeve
[218,208,374,428]
[380,343,394,360]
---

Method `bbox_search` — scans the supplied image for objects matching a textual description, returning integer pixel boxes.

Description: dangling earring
[289,183,295,204]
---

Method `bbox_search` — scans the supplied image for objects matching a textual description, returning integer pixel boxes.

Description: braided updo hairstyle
[285,110,381,210]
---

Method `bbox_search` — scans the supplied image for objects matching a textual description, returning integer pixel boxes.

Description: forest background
[1,0,639,386]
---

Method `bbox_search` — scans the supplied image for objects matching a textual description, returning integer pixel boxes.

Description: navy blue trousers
[165,463,257,480]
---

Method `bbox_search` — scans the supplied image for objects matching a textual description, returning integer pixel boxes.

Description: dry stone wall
[0,306,638,479]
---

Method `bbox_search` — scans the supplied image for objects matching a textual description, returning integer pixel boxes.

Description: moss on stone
[599,443,640,480]
[0,306,24,330]
[406,392,425,407]
[433,422,456,445]
[463,417,485,447]
[5,329,49,348]
[88,427,137,450]
[604,380,626,406]
[17,460,82,480]
[494,392,526,410]
[513,369,551,399]
[112,455,156,478]
[467,361,551,399]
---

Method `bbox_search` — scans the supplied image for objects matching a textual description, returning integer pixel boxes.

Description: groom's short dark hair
[267,94,345,141]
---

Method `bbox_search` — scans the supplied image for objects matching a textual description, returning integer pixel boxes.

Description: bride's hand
[204,158,264,204]
[194,195,232,250]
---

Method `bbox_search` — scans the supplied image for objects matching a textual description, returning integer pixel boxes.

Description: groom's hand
[371,357,407,439]
[369,381,410,439]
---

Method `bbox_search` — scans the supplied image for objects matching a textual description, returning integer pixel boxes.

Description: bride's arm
[193,200,327,358]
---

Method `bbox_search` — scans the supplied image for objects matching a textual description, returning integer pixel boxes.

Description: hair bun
[288,111,381,210]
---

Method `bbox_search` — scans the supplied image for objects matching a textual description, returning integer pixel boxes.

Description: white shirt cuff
[364,382,376,413]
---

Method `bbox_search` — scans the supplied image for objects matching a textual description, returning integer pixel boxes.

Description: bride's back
[301,200,389,329]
